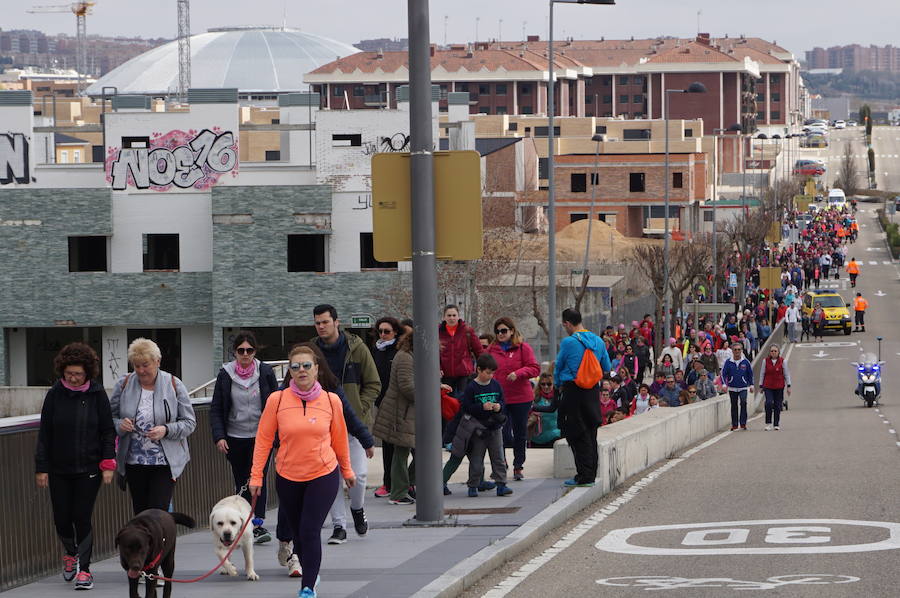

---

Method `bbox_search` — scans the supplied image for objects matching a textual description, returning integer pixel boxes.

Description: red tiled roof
[645,41,741,64]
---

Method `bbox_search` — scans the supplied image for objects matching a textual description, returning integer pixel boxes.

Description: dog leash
[142,493,258,584]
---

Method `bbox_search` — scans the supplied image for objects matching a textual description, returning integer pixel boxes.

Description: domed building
[86,26,359,101]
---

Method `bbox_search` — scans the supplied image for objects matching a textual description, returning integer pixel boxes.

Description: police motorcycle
[852,337,884,408]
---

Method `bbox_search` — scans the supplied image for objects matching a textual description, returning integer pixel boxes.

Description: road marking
[812,350,829,358]
[869,261,879,265]
[796,342,856,348]
[480,418,760,597]
[884,261,893,265]
[594,520,900,555]
[875,290,886,296]
[595,574,860,591]
[890,429,896,434]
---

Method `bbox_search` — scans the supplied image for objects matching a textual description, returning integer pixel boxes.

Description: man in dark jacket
[313,304,380,546]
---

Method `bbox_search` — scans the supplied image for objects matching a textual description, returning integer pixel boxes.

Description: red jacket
[438,320,483,378]
[486,341,541,405]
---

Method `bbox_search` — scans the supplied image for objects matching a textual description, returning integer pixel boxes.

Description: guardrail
[188,360,290,399]
[0,399,279,591]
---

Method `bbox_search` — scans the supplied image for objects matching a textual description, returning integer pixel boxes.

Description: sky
[3,0,898,59]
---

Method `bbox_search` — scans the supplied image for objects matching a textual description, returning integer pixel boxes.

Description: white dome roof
[87,27,359,96]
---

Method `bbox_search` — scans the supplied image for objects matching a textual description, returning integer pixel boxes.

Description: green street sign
[350,314,375,328]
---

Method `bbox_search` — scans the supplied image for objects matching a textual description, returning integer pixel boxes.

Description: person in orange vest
[853,292,869,332]
[846,257,860,287]
[850,220,859,242]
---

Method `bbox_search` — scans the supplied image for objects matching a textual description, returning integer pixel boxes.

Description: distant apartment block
[806,44,900,73]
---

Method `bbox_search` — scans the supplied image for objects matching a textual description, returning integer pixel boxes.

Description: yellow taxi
[802,291,852,335]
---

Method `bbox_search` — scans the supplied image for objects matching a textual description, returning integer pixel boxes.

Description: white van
[828,188,847,209]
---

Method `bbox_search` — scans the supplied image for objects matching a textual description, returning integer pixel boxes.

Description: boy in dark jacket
[460,354,512,497]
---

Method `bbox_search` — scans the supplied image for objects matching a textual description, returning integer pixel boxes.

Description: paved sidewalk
[7,447,564,598]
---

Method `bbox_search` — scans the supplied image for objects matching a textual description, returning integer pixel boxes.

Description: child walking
[459,354,512,497]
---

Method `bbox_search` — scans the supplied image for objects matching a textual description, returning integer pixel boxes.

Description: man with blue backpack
[554,308,611,487]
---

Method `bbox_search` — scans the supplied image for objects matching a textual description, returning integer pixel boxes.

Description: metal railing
[0,400,279,592]
[188,360,290,399]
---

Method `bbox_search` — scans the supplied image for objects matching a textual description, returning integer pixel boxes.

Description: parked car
[834,120,846,129]
[848,120,858,126]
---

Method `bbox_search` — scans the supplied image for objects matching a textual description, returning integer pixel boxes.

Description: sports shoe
[443,484,452,496]
[298,587,317,598]
[373,485,389,498]
[277,541,292,567]
[563,478,595,487]
[287,554,301,577]
[764,424,773,431]
[350,508,368,536]
[740,425,748,430]
[513,469,524,481]
[477,481,496,491]
[388,495,415,505]
[253,526,271,544]
[774,426,780,431]
[327,527,347,545]
[496,484,513,497]
[63,555,79,582]
[73,570,93,590]
[408,486,416,499]
[467,487,478,497]
[730,426,738,431]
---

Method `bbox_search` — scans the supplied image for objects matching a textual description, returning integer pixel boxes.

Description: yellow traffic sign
[372,150,483,261]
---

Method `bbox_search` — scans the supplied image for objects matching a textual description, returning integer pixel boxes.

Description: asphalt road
[467,207,900,597]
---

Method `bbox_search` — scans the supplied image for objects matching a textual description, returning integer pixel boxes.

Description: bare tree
[630,244,667,356]
[530,265,549,338]
[668,240,712,323]
[833,141,858,194]
[723,196,776,304]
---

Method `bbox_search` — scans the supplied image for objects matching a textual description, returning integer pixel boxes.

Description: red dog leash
[142,494,258,584]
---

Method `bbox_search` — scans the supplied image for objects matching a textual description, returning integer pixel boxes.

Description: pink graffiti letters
[107,127,238,191]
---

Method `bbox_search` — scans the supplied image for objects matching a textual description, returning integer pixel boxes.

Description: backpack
[572,333,603,389]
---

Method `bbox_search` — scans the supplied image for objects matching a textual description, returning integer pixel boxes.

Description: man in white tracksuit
[784,303,800,343]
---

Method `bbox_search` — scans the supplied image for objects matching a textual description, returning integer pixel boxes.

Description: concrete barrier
[553,319,786,481]
[0,386,50,418]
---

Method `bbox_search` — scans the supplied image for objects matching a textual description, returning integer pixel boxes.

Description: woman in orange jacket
[250,344,354,598]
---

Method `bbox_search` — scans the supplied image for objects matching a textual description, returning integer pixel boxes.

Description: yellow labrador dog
[209,495,259,581]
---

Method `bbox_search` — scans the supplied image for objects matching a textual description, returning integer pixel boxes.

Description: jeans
[276,469,339,591]
[763,388,784,426]
[329,436,367,528]
[729,389,749,427]
[502,402,531,470]
[225,436,269,520]
[49,472,102,570]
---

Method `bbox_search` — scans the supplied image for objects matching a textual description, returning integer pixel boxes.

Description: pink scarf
[61,378,90,392]
[290,379,323,401]
[234,359,256,379]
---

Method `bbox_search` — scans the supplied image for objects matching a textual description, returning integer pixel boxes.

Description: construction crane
[27,1,95,96]
[177,0,190,103]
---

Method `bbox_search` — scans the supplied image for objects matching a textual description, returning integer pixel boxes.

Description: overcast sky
[4,0,897,59]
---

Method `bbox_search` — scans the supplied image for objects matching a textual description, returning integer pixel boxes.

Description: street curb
[411,483,603,598]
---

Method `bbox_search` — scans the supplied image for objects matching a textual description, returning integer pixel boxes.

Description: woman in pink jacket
[487,317,540,481]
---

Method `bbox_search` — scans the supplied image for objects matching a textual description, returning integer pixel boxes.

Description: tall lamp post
[663,82,706,339]
[711,123,742,303]
[547,0,615,356]
[756,133,768,204]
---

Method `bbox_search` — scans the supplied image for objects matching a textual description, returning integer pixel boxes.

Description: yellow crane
[26,2,96,95]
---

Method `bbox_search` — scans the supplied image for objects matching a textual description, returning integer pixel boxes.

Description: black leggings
[225,436,269,520]
[125,464,175,515]
[48,473,102,570]
[276,468,340,590]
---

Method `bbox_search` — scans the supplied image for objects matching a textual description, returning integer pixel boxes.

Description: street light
[547,0,615,356]
[663,81,706,339]
[711,123,742,303]
[756,133,768,204]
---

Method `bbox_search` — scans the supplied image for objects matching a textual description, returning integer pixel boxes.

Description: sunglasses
[540,382,553,387]
[495,327,510,335]
[235,347,255,355]
[289,361,315,372]
[378,328,394,335]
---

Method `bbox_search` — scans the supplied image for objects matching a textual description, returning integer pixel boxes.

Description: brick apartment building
[305,34,806,136]
[806,44,900,73]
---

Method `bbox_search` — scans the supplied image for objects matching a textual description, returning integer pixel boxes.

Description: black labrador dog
[116,509,196,598]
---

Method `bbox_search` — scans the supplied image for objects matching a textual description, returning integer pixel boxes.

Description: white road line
[869,261,879,265]
[890,429,896,434]
[885,261,893,265]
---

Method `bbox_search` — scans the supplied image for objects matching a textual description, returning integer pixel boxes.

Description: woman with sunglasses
[250,344,354,598]
[528,373,560,446]
[210,330,280,544]
[370,317,402,499]
[487,317,540,481]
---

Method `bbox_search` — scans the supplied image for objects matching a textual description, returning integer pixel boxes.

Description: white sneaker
[287,554,301,578]
[774,426,780,431]
[764,425,773,431]
[277,541,292,567]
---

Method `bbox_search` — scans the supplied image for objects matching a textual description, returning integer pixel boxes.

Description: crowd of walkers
[33,198,859,596]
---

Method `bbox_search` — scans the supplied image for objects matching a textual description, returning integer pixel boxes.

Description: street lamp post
[712,123,742,303]
[547,0,614,357]
[663,82,706,339]
[756,133,768,204]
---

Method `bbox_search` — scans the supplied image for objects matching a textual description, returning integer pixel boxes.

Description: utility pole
[408,0,443,524]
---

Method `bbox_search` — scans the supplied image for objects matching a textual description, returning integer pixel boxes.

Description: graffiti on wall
[361,132,411,156]
[106,128,238,191]
[0,133,32,185]
[106,337,121,380]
